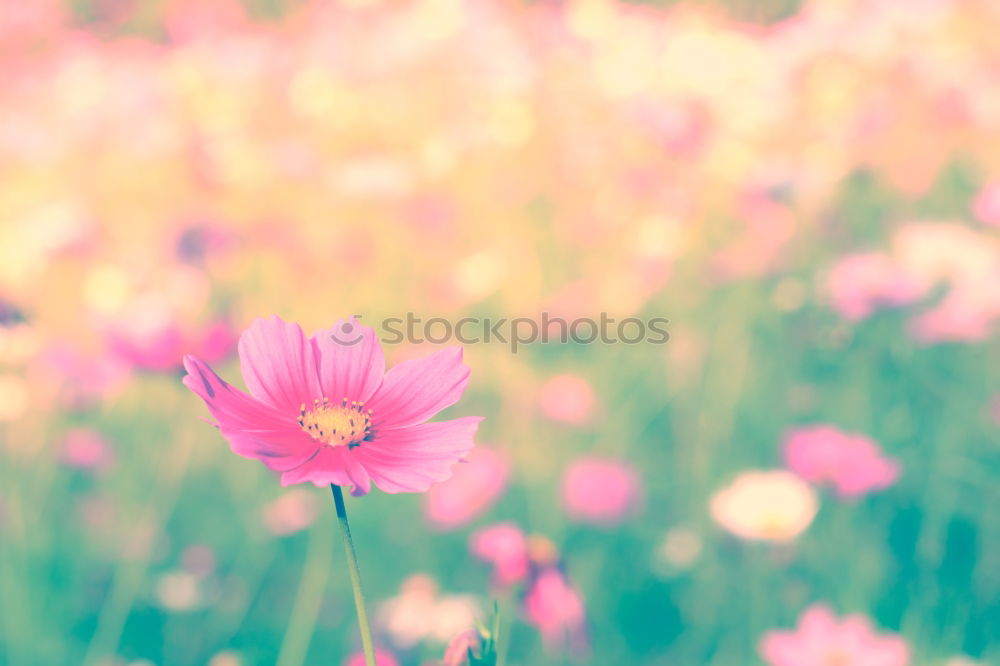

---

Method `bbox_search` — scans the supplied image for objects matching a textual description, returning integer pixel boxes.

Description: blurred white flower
[710,470,818,541]
[155,571,202,611]
[377,574,481,648]
[657,527,703,570]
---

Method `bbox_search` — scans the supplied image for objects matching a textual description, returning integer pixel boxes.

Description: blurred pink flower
[31,344,131,409]
[524,567,588,656]
[710,470,818,541]
[631,99,710,157]
[344,648,399,666]
[402,194,456,236]
[424,447,510,530]
[184,315,482,495]
[163,0,247,43]
[199,321,239,363]
[908,289,1000,343]
[59,428,115,471]
[972,181,1000,227]
[760,604,910,666]
[561,457,642,525]
[713,191,797,281]
[826,253,924,320]
[470,522,529,586]
[538,374,596,425]
[442,629,483,666]
[0,0,64,43]
[783,425,900,498]
[110,324,183,372]
[261,489,319,536]
[111,318,236,373]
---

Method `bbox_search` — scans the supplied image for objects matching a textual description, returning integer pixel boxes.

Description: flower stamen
[298,397,373,448]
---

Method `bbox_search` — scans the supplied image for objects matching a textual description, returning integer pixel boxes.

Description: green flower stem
[331,484,377,666]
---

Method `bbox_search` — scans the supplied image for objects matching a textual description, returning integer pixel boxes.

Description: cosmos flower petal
[238,315,323,413]
[424,448,510,529]
[783,425,901,499]
[341,448,373,497]
[367,347,470,429]
[759,604,909,666]
[355,416,482,493]
[183,355,318,471]
[798,604,839,636]
[279,447,353,488]
[312,316,384,404]
[561,457,641,525]
[470,522,529,586]
[758,633,801,666]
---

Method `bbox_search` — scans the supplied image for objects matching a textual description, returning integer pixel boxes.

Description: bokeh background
[1,0,999,664]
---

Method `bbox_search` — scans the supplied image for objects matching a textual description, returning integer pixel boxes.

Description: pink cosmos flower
[0,0,64,45]
[59,428,115,472]
[164,0,248,44]
[343,648,399,666]
[31,344,131,409]
[972,180,1000,227]
[908,288,1000,343]
[760,604,910,666]
[261,489,320,536]
[442,629,484,666]
[524,567,588,656]
[402,194,456,236]
[470,522,530,586]
[538,374,596,425]
[826,253,924,321]
[111,318,236,373]
[560,457,642,525]
[712,191,797,281]
[631,99,710,157]
[183,315,482,496]
[424,447,510,530]
[783,425,900,498]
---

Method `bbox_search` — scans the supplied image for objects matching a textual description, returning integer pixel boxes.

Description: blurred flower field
[1,0,999,664]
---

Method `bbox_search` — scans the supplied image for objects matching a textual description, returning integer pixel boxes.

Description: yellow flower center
[298,397,373,448]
